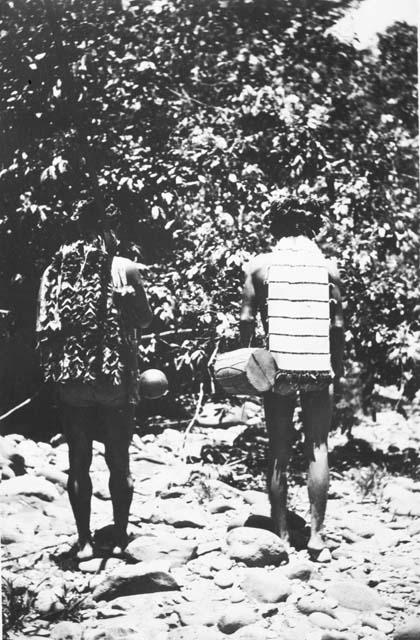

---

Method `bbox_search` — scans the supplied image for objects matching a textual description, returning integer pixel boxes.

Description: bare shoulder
[244,252,276,280]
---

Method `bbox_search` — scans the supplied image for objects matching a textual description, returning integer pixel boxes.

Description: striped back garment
[267,236,332,384]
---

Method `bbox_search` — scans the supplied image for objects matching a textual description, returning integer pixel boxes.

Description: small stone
[176,601,224,627]
[231,624,269,640]
[309,612,341,630]
[214,570,234,589]
[297,595,337,617]
[224,527,288,567]
[286,561,313,581]
[394,617,420,640]
[208,498,236,514]
[210,555,233,571]
[50,621,82,640]
[326,579,385,612]
[217,604,259,634]
[231,588,246,603]
[241,568,292,603]
[314,548,332,563]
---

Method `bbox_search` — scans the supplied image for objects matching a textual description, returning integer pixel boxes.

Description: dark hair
[64,198,119,254]
[269,194,323,239]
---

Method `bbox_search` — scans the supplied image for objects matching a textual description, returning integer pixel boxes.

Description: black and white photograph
[0,0,419,638]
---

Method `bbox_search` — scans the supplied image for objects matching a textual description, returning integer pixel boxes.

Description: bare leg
[62,405,95,559]
[264,392,296,541]
[301,384,333,552]
[103,405,134,551]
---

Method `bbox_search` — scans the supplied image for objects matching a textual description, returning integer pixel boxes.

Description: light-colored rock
[145,499,208,528]
[214,570,234,588]
[208,498,237,514]
[167,626,223,640]
[34,588,65,617]
[176,600,225,627]
[309,612,341,630]
[78,557,124,573]
[241,568,292,602]
[297,595,338,617]
[84,616,168,640]
[231,624,269,640]
[217,604,259,634]
[125,533,196,568]
[0,475,59,501]
[224,527,288,567]
[92,561,179,602]
[285,560,313,581]
[35,465,67,489]
[50,621,82,640]
[326,579,385,611]
[394,617,420,640]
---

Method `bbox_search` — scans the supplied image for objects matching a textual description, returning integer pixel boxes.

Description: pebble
[217,605,259,634]
[214,570,234,588]
[309,612,341,630]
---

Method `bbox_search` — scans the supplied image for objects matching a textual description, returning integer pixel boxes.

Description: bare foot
[307,532,325,553]
[307,533,331,562]
[76,540,94,561]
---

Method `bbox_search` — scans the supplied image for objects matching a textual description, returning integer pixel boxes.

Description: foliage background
[0,0,418,428]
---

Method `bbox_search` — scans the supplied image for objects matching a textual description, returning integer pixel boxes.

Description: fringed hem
[274,370,332,385]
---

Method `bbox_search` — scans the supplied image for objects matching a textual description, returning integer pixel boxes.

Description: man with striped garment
[240,194,344,559]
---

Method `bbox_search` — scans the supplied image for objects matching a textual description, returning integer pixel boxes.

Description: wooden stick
[0,393,39,422]
[180,383,205,461]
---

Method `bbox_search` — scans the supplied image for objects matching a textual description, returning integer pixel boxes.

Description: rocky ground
[2,400,420,640]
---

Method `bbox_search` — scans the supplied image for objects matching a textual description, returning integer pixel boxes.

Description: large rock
[125,533,196,568]
[326,579,385,612]
[394,617,420,640]
[224,527,288,567]
[0,475,59,502]
[241,568,292,602]
[92,562,180,602]
[217,604,259,634]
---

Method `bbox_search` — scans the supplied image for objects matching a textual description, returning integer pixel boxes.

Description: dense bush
[0,0,418,415]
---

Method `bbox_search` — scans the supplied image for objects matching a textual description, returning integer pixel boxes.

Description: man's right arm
[329,265,344,380]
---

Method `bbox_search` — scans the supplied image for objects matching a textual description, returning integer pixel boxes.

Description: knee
[305,440,328,463]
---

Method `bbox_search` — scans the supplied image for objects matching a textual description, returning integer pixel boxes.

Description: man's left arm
[240,263,257,348]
